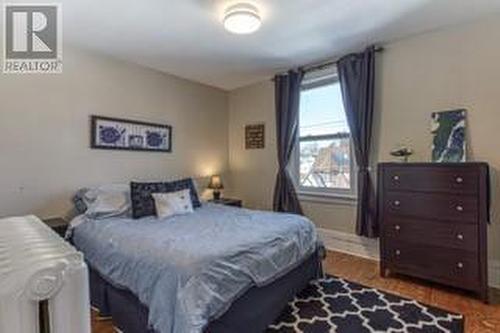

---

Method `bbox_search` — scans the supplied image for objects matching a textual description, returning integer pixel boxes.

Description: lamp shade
[208,175,224,190]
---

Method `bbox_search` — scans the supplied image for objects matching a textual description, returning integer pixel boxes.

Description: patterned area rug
[267,276,464,333]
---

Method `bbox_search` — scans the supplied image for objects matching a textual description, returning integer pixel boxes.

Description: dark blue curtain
[337,46,378,238]
[273,70,304,214]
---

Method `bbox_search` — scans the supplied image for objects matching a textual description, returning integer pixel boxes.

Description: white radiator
[0,215,91,333]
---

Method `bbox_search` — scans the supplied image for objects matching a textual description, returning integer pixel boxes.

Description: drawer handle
[393,175,400,181]
[393,200,401,207]
[457,262,464,269]
[395,250,401,256]
[456,177,464,184]
[394,225,401,231]
[456,205,464,212]
[457,234,464,240]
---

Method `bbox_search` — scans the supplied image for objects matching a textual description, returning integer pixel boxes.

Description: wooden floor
[92,251,500,333]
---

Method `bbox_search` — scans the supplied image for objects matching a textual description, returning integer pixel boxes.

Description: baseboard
[318,228,500,289]
[490,260,500,289]
[318,228,380,261]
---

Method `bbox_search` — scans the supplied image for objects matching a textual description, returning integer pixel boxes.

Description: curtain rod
[272,46,384,80]
[302,46,384,73]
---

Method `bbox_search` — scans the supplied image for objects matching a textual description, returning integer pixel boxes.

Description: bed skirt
[89,250,323,333]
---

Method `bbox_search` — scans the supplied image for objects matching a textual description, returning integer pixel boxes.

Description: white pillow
[152,189,194,219]
[84,184,131,219]
[84,184,129,201]
[86,192,130,218]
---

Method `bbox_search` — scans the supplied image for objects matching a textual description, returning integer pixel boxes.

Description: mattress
[71,203,319,333]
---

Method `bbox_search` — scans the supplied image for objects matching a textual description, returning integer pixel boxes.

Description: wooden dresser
[378,163,489,302]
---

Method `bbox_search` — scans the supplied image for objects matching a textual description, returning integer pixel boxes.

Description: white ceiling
[27,0,500,90]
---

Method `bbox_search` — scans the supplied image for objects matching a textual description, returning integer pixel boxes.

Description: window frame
[293,71,357,200]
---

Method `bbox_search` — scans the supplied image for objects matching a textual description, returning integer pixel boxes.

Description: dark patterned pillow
[130,178,201,219]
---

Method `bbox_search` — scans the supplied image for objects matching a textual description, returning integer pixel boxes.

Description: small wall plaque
[245,123,265,149]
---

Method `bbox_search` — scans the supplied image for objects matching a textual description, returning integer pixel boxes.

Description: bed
[70,201,322,333]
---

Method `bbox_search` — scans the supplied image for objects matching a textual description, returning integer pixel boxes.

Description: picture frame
[90,115,172,152]
[245,123,265,149]
[431,109,466,162]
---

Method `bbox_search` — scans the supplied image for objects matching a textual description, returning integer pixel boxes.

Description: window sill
[298,191,357,206]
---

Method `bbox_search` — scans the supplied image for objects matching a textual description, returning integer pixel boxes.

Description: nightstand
[43,217,69,238]
[208,198,243,208]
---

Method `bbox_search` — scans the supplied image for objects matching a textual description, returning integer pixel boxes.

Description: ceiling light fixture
[223,3,261,34]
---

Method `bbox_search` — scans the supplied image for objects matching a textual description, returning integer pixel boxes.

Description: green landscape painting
[431,109,467,162]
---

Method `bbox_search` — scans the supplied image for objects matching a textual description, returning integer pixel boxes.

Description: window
[295,70,356,198]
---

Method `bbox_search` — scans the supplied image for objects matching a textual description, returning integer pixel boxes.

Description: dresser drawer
[384,218,478,252]
[383,166,478,194]
[384,242,479,288]
[384,192,478,223]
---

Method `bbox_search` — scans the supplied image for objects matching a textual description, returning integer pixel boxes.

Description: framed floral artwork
[91,116,172,152]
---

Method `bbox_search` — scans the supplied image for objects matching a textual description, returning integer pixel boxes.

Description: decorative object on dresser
[207,175,224,200]
[390,146,413,162]
[245,123,265,149]
[208,198,243,208]
[43,217,69,238]
[431,109,467,162]
[91,115,172,152]
[378,162,489,302]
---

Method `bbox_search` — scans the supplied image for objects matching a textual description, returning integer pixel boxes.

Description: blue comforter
[71,203,318,333]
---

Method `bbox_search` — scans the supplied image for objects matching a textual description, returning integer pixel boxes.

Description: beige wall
[228,82,277,209]
[0,47,228,219]
[228,15,500,260]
